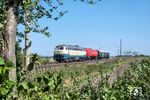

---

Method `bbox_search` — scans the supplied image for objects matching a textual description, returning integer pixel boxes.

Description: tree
[24,0,31,68]
[2,0,100,80]
[0,33,4,57]
[3,0,24,80]
[22,0,66,68]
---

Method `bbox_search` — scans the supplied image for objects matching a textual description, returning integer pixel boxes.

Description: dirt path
[108,58,142,86]
[108,62,129,86]
[92,58,142,87]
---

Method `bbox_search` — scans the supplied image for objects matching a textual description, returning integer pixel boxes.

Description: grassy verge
[47,58,131,88]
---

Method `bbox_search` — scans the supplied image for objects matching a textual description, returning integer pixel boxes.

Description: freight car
[97,51,110,59]
[54,45,110,62]
[86,48,98,60]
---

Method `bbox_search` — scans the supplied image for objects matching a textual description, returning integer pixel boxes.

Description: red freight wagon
[86,48,98,59]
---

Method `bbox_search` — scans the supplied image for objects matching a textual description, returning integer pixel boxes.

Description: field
[1,57,150,99]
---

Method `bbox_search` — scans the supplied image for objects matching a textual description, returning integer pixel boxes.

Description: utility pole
[120,39,122,60]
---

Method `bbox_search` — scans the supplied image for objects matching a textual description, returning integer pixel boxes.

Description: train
[54,45,110,62]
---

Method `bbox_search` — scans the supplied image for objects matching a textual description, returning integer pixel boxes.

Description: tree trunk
[0,31,4,57]
[24,9,30,68]
[4,5,18,80]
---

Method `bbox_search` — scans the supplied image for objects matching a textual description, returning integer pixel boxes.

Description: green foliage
[0,59,14,83]
[0,0,6,53]
[0,55,63,99]
[105,58,150,99]
[27,53,40,71]
[61,58,150,99]
[2,57,150,99]
[0,57,15,99]
[18,0,69,38]
[0,57,4,65]
[15,40,24,67]
[0,0,6,29]
[77,58,150,99]
[40,57,55,64]
[75,0,101,5]
[55,61,117,80]
[17,72,63,99]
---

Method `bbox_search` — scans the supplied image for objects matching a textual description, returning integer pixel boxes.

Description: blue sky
[20,0,150,56]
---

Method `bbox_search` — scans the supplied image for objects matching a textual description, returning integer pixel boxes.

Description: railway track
[34,58,121,73]
[31,57,133,75]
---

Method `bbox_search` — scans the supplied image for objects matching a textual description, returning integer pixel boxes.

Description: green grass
[2,57,148,99]
[40,57,55,64]
[47,59,129,88]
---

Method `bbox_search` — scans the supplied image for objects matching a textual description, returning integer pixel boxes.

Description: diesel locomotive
[54,45,109,62]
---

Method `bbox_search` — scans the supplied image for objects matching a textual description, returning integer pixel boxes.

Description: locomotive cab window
[55,46,64,50]
[59,47,64,50]
[55,46,59,50]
